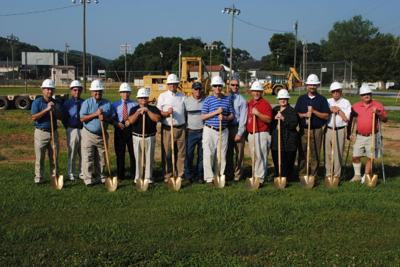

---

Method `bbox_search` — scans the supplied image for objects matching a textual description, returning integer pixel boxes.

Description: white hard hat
[119,82,132,92]
[250,81,263,91]
[276,89,290,99]
[90,79,105,91]
[306,74,320,85]
[329,81,343,92]
[211,76,225,86]
[166,74,180,84]
[359,83,372,95]
[69,80,82,89]
[41,79,55,89]
[137,87,150,98]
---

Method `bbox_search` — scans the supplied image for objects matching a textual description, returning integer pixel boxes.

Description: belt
[248,131,268,134]
[162,124,185,129]
[83,127,102,136]
[132,132,156,138]
[68,126,82,129]
[357,131,378,137]
[205,124,226,131]
[36,127,50,132]
[187,128,203,132]
[327,126,346,130]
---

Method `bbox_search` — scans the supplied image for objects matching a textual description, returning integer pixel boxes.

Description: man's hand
[124,120,130,127]
[275,111,284,121]
[215,107,223,115]
[167,107,173,115]
[330,106,340,114]
[306,106,313,118]
[98,113,104,121]
[372,107,381,115]
[95,108,103,117]
[252,107,259,117]
[46,102,55,111]
[139,107,149,114]
[118,122,125,130]
[218,114,224,121]
[234,135,242,142]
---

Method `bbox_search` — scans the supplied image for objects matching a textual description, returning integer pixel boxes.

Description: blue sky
[1,0,400,60]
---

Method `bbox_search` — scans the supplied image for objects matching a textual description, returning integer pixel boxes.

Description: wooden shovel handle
[170,114,176,178]
[49,110,57,173]
[100,119,112,177]
[141,113,146,180]
[278,117,281,177]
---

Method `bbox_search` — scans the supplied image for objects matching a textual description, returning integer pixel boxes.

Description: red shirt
[352,100,386,135]
[247,98,272,133]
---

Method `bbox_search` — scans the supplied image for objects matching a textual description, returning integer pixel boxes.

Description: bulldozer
[263,67,303,95]
[144,56,211,102]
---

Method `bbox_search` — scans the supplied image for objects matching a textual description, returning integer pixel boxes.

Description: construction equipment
[214,118,226,188]
[49,110,64,190]
[365,112,378,187]
[101,119,118,192]
[325,114,340,188]
[300,106,315,188]
[246,114,260,190]
[144,56,212,102]
[263,67,303,95]
[167,114,182,191]
[274,116,287,189]
[136,113,150,192]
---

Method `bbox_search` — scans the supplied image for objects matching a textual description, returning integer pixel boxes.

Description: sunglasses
[212,85,223,88]
[192,88,202,90]
[360,93,371,97]
[230,84,239,87]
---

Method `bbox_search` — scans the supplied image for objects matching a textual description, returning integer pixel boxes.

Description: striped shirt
[202,95,234,128]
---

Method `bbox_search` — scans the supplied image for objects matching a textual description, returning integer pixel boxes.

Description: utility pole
[90,54,93,78]
[302,40,308,82]
[6,34,18,85]
[293,21,298,68]
[64,43,70,66]
[120,43,131,82]
[222,5,241,82]
[178,43,182,78]
[204,43,218,77]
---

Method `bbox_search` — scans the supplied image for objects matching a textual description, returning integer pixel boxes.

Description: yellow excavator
[263,67,303,95]
[144,56,211,102]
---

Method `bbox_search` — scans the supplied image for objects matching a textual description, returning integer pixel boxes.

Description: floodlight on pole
[204,43,218,78]
[222,5,240,82]
[6,34,19,84]
[120,43,132,82]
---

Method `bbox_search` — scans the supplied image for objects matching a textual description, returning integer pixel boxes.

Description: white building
[51,66,75,87]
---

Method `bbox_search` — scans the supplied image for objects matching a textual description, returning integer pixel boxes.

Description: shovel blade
[105,176,118,192]
[136,179,149,192]
[325,176,340,188]
[365,174,378,187]
[246,177,260,190]
[273,176,287,189]
[167,177,182,191]
[214,175,226,188]
[51,175,64,190]
[301,175,315,189]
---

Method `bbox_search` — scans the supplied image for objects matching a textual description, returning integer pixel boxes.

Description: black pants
[114,127,135,179]
[271,150,297,181]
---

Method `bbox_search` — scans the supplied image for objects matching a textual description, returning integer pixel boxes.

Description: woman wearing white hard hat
[128,88,161,184]
[270,89,299,182]
[349,83,388,183]
[112,82,138,181]
[294,74,330,184]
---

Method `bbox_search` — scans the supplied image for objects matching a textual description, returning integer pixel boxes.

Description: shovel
[101,119,118,192]
[136,113,149,192]
[274,115,287,189]
[300,106,315,188]
[214,117,226,188]
[167,114,182,191]
[246,114,260,190]
[325,113,340,188]
[49,110,64,190]
[365,112,378,187]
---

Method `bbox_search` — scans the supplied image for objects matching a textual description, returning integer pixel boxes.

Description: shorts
[352,133,382,158]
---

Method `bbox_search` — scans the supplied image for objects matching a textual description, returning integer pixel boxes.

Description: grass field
[1,93,400,265]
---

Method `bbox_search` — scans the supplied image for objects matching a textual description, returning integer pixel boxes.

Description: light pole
[204,43,218,77]
[64,42,70,66]
[222,5,240,82]
[72,0,99,92]
[120,43,131,82]
[6,34,18,85]
[293,21,298,68]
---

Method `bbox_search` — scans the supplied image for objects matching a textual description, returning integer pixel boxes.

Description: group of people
[31,72,387,187]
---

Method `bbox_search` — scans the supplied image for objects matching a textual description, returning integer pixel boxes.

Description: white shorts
[352,133,382,158]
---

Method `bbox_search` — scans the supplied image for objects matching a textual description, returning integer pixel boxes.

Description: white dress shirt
[327,97,351,128]
[157,90,186,126]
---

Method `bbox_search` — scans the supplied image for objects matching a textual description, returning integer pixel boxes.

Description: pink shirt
[352,100,386,135]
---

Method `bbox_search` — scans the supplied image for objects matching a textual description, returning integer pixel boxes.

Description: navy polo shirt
[294,93,330,129]
[31,96,60,130]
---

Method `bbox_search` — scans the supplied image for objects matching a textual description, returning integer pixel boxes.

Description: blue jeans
[185,130,203,181]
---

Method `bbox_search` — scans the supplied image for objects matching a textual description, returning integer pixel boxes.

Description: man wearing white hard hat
[295,74,330,180]
[31,79,62,184]
[79,79,113,186]
[349,83,387,182]
[201,76,234,185]
[128,88,161,184]
[112,82,138,180]
[246,81,273,184]
[271,89,299,181]
[324,82,351,180]
[157,73,186,182]
[62,80,84,181]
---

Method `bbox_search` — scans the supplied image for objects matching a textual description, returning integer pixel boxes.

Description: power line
[234,16,288,33]
[0,5,78,17]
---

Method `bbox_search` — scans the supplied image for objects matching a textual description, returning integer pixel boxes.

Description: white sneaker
[69,175,75,181]
[361,174,365,184]
[350,175,361,182]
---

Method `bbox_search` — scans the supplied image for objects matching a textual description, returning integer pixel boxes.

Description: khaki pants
[202,126,228,183]
[225,125,245,180]
[132,135,156,182]
[161,126,186,180]
[34,128,58,183]
[248,132,270,182]
[81,127,107,185]
[324,128,346,178]
[66,127,82,179]
[299,127,324,177]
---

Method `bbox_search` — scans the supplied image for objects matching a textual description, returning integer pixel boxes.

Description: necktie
[122,101,128,122]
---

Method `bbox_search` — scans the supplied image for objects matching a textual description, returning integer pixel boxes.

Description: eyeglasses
[331,90,341,93]
[212,85,223,88]
[71,89,81,92]
[230,84,239,87]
